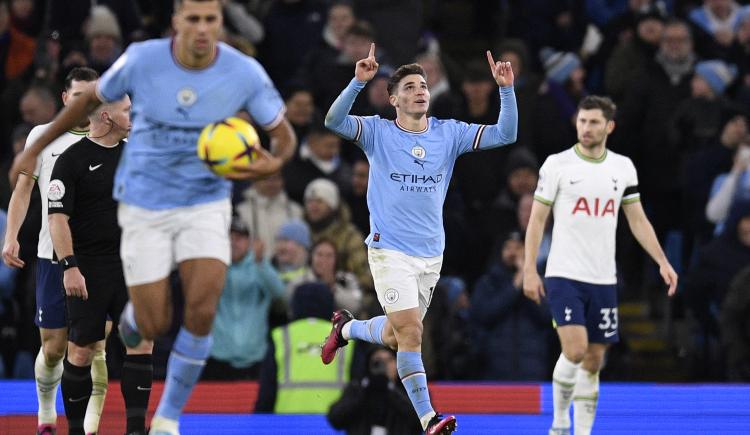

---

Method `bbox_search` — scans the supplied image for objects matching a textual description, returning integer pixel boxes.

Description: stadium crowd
[1,0,750,400]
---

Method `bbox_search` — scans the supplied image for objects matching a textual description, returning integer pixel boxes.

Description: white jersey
[534,145,640,284]
[25,124,88,259]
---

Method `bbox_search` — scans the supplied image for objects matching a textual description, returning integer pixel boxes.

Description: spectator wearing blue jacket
[469,232,552,381]
[204,218,285,380]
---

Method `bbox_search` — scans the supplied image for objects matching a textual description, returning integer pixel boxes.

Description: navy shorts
[546,277,619,344]
[35,258,67,329]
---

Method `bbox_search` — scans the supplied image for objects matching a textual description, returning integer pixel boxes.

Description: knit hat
[304,178,340,210]
[540,47,581,84]
[85,5,122,41]
[276,219,311,249]
[695,60,738,95]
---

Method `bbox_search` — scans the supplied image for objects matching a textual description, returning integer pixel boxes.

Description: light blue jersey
[97,38,285,209]
[325,79,517,257]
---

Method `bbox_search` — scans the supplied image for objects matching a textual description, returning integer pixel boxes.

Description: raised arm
[9,82,102,185]
[324,43,378,140]
[473,51,518,150]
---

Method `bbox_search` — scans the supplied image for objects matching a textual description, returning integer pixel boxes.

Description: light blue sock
[348,316,387,345]
[397,351,434,423]
[155,327,212,421]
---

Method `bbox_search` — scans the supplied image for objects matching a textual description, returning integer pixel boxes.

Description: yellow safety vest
[272,317,353,413]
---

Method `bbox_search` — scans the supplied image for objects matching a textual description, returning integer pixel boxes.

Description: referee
[48,95,153,435]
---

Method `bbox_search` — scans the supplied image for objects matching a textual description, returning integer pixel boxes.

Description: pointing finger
[368,43,376,59]
[486,50,496,72]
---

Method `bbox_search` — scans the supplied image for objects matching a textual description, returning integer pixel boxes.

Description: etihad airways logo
[390,172,443,193]
[390,173,443,183]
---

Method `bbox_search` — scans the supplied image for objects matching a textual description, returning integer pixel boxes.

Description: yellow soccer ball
[197,117,259,176]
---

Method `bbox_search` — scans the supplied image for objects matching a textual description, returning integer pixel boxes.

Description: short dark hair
[387,63,426,96]
[64,67,99,90]
[173,0,218,10]
[578,95,617,121]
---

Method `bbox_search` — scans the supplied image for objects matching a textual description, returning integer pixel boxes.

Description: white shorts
[368,247,442,318]
[118,199,231,286]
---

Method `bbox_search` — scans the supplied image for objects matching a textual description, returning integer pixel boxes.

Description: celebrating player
[9,1,296,433]
[321,43,517,434]
[2,67,112,435]
[523,96,678,435]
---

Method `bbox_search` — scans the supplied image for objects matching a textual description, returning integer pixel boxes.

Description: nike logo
[68,396,89,403]
[570,179,583,185]
[604,330,617,338]
[51,152,62,157]
[89,164,103,171]
[136,386,152,391]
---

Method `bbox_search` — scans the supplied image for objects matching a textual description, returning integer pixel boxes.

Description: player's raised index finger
[368,43,376,59]
[486,50,496,71]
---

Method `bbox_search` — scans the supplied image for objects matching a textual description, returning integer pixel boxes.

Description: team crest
[411,145,426,159]
[384,288,399,304]
[177,87,197,107]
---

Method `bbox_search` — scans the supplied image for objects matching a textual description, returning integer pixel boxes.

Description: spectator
[283,124,352,204]
[255,282,353,413]
[532,47,586,160]
[345,158,369,236]
[19,86,56,126]
[706,143,750,233]
[222,0,265,46]
[205,218,285,380]
[48,0,143,44]
[322,1,356,51]
[84,5,123,74]
[235,172,303,256]
[327,347,422,435]
[272,219,312,288]
[283,86,319,150]
[685,204,750,378]
[605,6,666,103]
[415,52,450,104]
[720,264,750,381]
[488,148,539,242]
[688,0,745,60]
[362,67,396,119]
[1,0,36,82]
[683,112,747,254]
[469,232,551,380]
[304,178,371,289]
[497,39,542,150]
[293,239,363,315]
[615,20,695,241]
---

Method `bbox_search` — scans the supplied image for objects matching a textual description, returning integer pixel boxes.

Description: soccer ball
[197,117,259,176]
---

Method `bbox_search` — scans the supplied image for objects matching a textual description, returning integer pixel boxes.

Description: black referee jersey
[47,137,124,256]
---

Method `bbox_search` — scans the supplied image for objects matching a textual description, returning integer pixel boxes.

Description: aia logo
[572,197,616,217]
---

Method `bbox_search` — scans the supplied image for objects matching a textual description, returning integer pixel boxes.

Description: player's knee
[184,303,217,334]
[393,323,423,348]
[42,341,66,364]
[139,317,169,340]
[563,347,587,364]
[67,344,95,366]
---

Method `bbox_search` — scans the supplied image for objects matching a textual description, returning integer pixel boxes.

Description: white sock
[573,368,599,435]
[341,320,353,340]
[35,349,63,425]
[84,349,109,433]
[551,353,580,429]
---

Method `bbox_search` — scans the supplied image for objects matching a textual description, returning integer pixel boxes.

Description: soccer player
[10,1,296,433]
[322,44,517,434]
[2,67,112,435]
[523,96,678,435]
[48,95,154,435]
